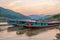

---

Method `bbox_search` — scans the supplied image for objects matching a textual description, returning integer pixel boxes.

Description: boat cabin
[29,22,48,27]
[8,20,48,27]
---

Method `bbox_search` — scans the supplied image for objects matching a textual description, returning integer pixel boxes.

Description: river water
[0,28,60,40]
[0,22,60,40]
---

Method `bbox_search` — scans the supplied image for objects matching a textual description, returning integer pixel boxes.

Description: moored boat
[8,20,60,28]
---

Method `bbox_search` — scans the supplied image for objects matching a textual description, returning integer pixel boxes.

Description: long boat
[8,20,60,28]
[25,22,60,28]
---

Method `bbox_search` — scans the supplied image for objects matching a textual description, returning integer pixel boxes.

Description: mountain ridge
[0,7,30,20]
[28,14,52,20]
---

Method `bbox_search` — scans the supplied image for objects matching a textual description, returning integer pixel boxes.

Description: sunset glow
[0,0,60,15]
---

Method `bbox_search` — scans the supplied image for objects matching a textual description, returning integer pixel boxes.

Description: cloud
[8,0,23,6]
[0,0,60,15]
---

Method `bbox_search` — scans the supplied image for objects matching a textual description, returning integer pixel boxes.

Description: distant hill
[0,7,30,20]
[29,14,52,20]
[0,7,59,21]
[50,13,60,21]
[51,13,60,18]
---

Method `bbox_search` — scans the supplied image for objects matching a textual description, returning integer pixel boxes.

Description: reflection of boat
[8,20,60,28]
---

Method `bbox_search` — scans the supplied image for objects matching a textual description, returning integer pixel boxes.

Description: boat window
[8,21,17,23]
[43,23,46,25]
[8,21,18,24]
[44,23,48,26]
[41,23,42,25]
[31,22,34,25]
[40,23,45,26]
[19,22,26,24]
[35,22,37,24]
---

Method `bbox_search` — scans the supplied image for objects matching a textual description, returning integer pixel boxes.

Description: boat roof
[8,19,36,22]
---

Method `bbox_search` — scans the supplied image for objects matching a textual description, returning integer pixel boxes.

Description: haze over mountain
[0,7,60,21]
[29,14,52,20]
[0,0,60,15]
[0,7,30,20]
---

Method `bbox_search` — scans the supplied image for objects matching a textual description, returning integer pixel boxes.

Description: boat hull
[25,23,59,28]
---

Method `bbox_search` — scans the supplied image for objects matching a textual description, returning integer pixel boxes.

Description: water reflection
[6,26,58,36]
[0,26,60,40]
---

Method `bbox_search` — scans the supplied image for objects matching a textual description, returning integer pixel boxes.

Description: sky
[0,0,60,15]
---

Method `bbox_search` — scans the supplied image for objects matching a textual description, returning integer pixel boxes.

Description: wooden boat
[8,20,60,28]
[25,22,60,28]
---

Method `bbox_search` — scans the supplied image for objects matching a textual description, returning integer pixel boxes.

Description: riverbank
[54,27,60,40]
[54,33,60,40]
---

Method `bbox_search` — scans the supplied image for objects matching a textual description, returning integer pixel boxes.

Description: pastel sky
[0,0,60,15]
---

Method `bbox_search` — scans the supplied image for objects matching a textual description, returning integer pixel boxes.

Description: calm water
[0,28,60,40]
[0,23,60,40]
